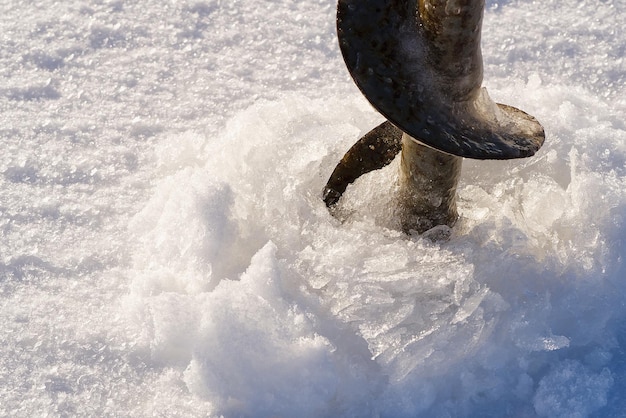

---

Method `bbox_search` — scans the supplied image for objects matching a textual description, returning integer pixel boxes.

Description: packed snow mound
[126,87,626,416]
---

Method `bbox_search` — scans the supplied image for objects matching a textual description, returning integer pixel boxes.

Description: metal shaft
[398,134,462,233]
[395,1,483,233]
[419,0,485,102]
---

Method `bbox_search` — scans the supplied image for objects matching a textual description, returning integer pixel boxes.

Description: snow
[2,0,626,416]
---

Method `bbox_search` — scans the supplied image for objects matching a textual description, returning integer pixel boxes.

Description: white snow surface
[2,0,626,416]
